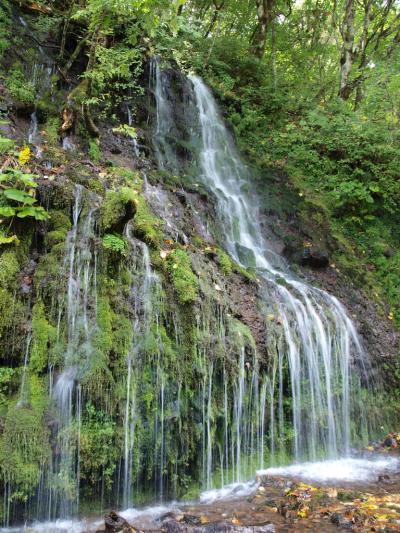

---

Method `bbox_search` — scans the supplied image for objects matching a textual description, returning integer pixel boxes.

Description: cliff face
[0,9,398,527]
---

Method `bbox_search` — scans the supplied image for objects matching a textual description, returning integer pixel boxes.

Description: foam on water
[0,506,177,533]
[257,456,400,484]
[0,518,97,533]
[200,480,259,504]
[119,504,180,522]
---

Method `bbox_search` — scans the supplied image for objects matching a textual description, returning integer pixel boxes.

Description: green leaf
[0,206,16,217]
[4,189,36,204]
[0,234,18,245]
[19,174,38,188]
[17,206,49,220]
[32,207,50,221]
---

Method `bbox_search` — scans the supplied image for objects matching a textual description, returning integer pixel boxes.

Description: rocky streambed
[87,453,400,533]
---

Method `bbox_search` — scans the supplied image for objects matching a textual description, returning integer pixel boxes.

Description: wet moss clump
[0,377,51,506]
[29,300,56,374]
[217,248,233,276]
[101,187,138,231]
[0,250,21,339]
[167,249,199,304]
[133,195,164,247]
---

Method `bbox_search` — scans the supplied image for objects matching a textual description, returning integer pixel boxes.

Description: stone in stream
[102,511,133,532]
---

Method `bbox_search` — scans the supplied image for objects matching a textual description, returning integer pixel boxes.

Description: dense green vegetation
[1,0,396,320]
[0,0,399,525]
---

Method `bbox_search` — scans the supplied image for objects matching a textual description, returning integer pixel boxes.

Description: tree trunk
[252,0,275,59]
[271,18,277,89]
[59,3,74,61]
[339,0,355,99]
[204,1,225,38]
[83,24,101,137]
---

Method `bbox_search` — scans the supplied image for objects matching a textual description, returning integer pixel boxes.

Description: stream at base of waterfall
[2,455,400,532]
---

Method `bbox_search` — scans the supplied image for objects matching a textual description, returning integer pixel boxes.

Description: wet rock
[181,514,203,525]
[383,434,398,448]
[329,512,353,529]
[20,259,37,294]
[300,246,329,268]
[104,511,132,532]
[159,511,183,523]
[160,519,275,532]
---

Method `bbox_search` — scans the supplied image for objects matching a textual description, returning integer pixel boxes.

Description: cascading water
[189,76,371,462]
[122,223,162,508]
[150,59,373,481]
[50,185,100,518]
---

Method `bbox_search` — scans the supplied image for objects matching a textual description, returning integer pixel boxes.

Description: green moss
[0,250,19,287]
[93,297,113,356]
[101,187,138,230]
[102,233,128,256]
[0,0,11,59]
[0,136,14,154]
[45,229,67,248]
[35,221,66,298]
[133,195,164,247]
[5,64,35,105]
[50,210,71,232]
[228,317,256,351]
[84,297,115,394]
[0,381,50,502]
[167,249,199,304]
[149,169,182,188]
[117,167,143,188]
[216,248,233,275]
[43,117,60,145]
[111,314,132,363]
[0,367,15,407]
[233,262,256,282]
[79,403,118,490]
[29,300,56,374]
[88,139,101,163]
[0,250,20,337]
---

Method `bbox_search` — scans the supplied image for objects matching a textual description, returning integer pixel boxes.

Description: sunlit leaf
[4,189,37,204]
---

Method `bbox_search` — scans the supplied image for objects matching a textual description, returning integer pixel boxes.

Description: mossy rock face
[29,300,56,374]
[133,195,164,246]
[0,377,50,502]
[167,249,199,304]
[0,249,19,287]
[100,187,138,232]
[0,250,23,343]
[5,63,35,110]
[216,248,233,276]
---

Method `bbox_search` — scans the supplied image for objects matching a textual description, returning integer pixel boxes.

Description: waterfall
[189,75,370,461]
[150,58,372,482]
